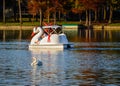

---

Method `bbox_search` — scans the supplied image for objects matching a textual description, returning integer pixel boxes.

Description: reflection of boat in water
[30,49,65,85]
[29,25,74,49]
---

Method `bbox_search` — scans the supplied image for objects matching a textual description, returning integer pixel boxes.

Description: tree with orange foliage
[46,0,62,24]
[28,0,46,25]
[72,0,85,23]
[72,0,106,26]
[106,0,120,23]
[80,0,100,26]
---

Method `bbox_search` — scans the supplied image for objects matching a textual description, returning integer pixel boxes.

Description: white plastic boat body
[29,43,74,50]
[29,25,74,49]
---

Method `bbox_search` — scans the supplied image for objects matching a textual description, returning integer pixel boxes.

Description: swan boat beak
[31,32,35,37]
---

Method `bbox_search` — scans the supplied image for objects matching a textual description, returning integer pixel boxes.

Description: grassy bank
[0,21,120,26]
[0,21,120,30]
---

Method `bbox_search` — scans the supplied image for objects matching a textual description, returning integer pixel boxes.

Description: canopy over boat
[42,25,62,29]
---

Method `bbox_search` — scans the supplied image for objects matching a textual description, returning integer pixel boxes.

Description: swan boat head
[31,26,43,36]
[30,26,44,45]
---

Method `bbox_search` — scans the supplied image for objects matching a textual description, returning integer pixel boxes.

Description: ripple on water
[0,41,120,85]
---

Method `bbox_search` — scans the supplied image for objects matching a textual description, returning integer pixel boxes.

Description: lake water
[0,29,120,86]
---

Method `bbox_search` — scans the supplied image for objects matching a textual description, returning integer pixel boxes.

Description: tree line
[1,0,120,26]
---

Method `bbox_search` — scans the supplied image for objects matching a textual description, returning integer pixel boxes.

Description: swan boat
[29,25,74,49]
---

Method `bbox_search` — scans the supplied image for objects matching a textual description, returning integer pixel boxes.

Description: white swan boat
[29,25,74,49]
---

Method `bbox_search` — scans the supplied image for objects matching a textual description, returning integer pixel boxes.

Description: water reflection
[64,51,120,85]
[30,49,65,85]
[0,29,120,42]
[28,48,120,85]
[0,30,32,41]
[1,29,119,52]
[77,29,120,42]
[0,28,120,85]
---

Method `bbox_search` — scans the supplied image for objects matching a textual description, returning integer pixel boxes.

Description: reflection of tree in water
[77,29,120,42]
[62,51,101,85]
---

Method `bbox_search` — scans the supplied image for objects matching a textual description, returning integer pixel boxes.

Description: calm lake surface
[0,29,120,86]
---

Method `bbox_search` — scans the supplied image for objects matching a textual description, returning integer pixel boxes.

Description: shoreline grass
[0,21,120,26]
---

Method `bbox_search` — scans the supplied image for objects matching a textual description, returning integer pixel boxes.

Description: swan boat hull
[29,43,74,49]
